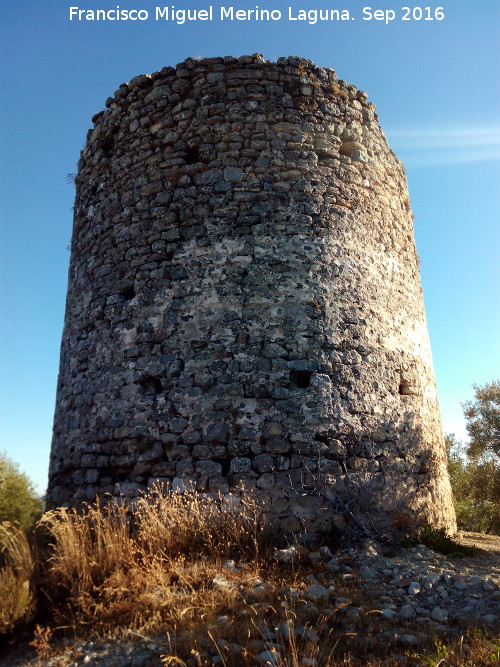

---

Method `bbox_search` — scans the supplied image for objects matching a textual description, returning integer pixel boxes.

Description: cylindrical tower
[48,54,456,535]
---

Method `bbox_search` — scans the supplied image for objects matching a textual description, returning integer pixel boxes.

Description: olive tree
[446,430,500,534]
[463,380,500,460]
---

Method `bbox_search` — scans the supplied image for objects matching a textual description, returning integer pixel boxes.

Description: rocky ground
[2,533,499,666]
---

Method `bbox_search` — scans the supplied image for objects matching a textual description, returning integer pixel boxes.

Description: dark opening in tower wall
[121,285,136,300]
[185,145,200,165]
[290,370,312,389]
[399,378,415,395]
[137,376,162,396]
[100,133,116,159]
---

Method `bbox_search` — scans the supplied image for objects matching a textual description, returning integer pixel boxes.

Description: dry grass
[35,489,269,634]
[0,522,36,633]
[0,491,499,666]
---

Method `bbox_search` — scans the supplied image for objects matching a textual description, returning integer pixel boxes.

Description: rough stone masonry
[48,54,456,536]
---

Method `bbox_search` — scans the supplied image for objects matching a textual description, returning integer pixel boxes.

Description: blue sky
[1,0,498,493]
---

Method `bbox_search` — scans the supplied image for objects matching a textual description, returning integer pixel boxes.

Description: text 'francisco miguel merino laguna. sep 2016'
[69,6,445,25]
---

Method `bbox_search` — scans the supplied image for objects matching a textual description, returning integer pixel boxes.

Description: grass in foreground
[0,523,36,634]
[1,489,498,666]
[35,489,268,634]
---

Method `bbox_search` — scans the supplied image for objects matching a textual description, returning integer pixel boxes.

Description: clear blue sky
[1,0,498,493]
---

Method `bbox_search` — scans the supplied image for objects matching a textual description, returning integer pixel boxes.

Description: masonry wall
[48,54,456,535]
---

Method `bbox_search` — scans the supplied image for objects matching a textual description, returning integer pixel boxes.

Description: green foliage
[446,434,500,535]
[463,380,500,459]
[445,381,499,534]
[407,629,500,667]
[412,636,449,667]
[0,453,43,533]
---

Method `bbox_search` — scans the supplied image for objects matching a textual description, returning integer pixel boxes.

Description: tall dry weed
[133,489,267,564]
[37,489,269,631]
[0,522,36,632]
[37,499,135,599]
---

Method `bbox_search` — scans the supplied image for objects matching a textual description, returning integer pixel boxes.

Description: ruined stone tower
[48,54,456,535]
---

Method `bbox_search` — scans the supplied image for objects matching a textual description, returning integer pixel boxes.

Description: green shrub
[0,452,44,533]
[446,435,500,535]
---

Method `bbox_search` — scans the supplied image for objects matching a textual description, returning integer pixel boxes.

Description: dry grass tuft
[36,489,269,634]
[0,522,36,633]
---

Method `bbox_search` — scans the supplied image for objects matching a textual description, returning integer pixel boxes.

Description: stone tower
[48,54,456,536]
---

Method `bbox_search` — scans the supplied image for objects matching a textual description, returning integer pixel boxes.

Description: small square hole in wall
[100,134,116,159]
[185,145,200,165]
[138,376,162,396]
[122,285,136,300]
[399,379,413,395]
[290,370,312,389]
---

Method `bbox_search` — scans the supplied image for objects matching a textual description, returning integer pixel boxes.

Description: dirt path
[452,531,500,583]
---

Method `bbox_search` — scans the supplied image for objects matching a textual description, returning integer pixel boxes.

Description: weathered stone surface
[306,584,329,603]
[48,54,456,536]
[431,606,448,622]
[399,604,417,620]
